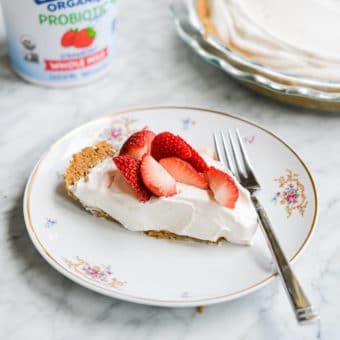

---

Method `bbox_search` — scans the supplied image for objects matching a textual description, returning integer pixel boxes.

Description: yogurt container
[1,0,117,87]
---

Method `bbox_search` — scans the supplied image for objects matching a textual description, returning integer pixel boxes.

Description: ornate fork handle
[251,195,318,323]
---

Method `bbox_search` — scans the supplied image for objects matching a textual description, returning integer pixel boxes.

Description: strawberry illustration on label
[61,29,78,48]
[74,27,96,48]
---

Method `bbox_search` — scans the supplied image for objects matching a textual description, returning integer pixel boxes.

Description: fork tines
[213,130,259,190]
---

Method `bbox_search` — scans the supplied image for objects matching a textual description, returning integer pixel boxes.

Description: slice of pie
[64,129,258,245]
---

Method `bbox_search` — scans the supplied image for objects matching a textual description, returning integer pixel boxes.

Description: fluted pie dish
[172,0,340,111]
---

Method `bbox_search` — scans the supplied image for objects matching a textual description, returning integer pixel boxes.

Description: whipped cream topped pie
[65,129,258,245]
[198,0,340,80]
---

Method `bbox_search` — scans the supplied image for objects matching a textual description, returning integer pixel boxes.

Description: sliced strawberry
[159,157,208,189]
[113,156,151,202]
[206,167,239,209]
[119,129,156,160]
[140,154,176,197]
[198,147,218,161]
[151,132,192,161]
[185,145,209,172]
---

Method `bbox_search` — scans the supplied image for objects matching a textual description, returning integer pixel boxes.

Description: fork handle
[251,195,318,324]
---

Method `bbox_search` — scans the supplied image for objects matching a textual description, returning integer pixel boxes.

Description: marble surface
[0,1,339,339]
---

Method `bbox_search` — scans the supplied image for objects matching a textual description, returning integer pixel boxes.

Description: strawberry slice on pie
[151,132,192,161]
[141,154,177,197]
[113,155,151,202]
[159,157,208,190]
[206,167,239,209]
[119,129,155,160]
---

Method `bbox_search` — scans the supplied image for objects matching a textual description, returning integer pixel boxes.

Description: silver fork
[214,130,319,324]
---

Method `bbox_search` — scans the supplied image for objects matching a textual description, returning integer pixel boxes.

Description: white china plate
[23,107,318,307]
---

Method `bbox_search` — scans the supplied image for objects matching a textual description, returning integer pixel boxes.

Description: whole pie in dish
[197,0,340,80]
[64,129,258,245]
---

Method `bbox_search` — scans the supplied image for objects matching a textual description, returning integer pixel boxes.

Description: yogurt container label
[1,0,117,86]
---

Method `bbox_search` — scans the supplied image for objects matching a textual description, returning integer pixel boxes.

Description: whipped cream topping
[70,154,258,245]
[209,0,340,80]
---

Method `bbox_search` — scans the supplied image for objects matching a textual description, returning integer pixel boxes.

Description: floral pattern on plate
[272,170,307,217]
[64,257,126,289]
[243,135,255,144]
[97,117,137,148]
[182,118,196,130]
[45,217,57,228]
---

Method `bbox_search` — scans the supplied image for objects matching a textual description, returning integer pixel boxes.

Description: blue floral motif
[272,192,281,202]
[182,118,196,131]
[45,218,57,228]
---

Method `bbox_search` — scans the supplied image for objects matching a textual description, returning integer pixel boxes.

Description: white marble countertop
[0,1,339,339]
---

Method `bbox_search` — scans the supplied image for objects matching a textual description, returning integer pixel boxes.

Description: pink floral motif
[243,136,255,144]
[272,170,307,217]
[98,117,137,148]
[64,257,126,288]
[110,127,123,138]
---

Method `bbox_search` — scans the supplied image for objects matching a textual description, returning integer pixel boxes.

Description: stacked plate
[171,0,340,111]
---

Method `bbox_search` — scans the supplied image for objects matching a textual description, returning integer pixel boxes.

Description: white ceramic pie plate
[23,106,318,307]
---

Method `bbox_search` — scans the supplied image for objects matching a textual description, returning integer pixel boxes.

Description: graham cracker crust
[197,0,219,37]
[64,141,224,246]
[145,230,223,245]
[64,141,115,198]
